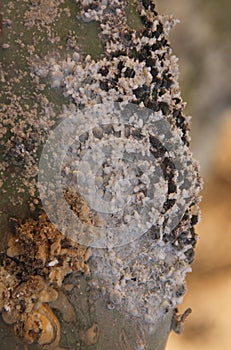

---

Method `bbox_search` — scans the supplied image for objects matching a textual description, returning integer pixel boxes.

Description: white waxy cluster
[35,0,203,326]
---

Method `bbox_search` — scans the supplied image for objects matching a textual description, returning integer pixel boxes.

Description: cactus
[0,1,202,349]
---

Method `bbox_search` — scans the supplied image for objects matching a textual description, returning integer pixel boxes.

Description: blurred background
[156,1,231,349]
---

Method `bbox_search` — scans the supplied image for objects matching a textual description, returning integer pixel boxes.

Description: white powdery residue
[27,0,202,328]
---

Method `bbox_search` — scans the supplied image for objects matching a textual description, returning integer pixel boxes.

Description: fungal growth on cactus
[0,0,202,349]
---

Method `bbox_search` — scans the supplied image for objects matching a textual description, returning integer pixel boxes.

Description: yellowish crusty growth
[0,212,91,346]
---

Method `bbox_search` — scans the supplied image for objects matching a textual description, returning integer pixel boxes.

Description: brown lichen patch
[14,304,60,347]
[0,272,74,349]
[0,212,91,346]
[1,275,58,325]
[5,212,91,286]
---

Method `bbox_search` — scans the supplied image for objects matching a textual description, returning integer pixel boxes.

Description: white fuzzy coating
[33,0,202,327]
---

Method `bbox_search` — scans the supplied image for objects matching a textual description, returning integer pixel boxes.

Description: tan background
[155,1,231,349]
[167,114,231,350]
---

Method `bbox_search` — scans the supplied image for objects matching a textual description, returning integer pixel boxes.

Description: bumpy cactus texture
[0,1,202,349]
